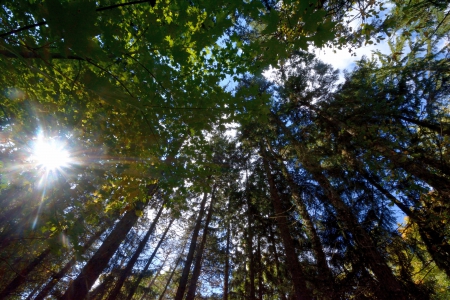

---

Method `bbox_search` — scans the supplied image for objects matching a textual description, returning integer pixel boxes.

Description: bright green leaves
[41,0,97,55]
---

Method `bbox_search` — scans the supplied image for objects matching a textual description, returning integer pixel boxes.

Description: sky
[313,41,391,81]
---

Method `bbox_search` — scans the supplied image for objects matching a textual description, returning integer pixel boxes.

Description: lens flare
[31,137,72,171]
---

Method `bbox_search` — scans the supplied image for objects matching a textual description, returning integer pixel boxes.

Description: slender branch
[0,0,156,38]
[85,58,135,99]
[0,21,46,38]
[96,0,156,12]
[0,50,83,60]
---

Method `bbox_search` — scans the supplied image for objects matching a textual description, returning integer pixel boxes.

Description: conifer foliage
[0,0,449,299]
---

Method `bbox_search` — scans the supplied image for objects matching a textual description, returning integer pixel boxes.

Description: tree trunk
[268,224,288,300]
[87,273,116,300]
[126,218,174,300]
[245,194,256,300]
[261,146,312,300]
[185,191,215,300]
[34,225,107,300]
[59,208,142,300]
[0,247,51,298]
[257,237,263,300]
[223,219,231,300]
[356,159,450,278]
[273,113,407,299]
[138,250,172,300]
[106,201,165,300]
[60,184,157,300]
[24,284,41,300]
[273,153,334,293]
[159,250,185,300]
[174,190,210,300]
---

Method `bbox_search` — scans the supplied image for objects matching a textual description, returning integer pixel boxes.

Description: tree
[174,189,211,300]
[1,0,450,299]
[106,199,166,300]
[60,187,156,300]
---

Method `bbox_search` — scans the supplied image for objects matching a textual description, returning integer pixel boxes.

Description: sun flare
[32,138,71,171]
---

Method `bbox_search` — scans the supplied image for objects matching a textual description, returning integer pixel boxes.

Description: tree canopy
[1,0,449,299]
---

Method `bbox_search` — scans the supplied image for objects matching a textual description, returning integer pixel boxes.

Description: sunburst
[31,136,72,172]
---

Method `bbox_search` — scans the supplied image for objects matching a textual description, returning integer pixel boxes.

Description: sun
[32,137,71,171]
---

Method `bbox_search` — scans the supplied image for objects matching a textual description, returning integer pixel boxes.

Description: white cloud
[313,40,391,82]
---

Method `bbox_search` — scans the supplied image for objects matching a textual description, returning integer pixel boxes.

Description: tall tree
[185,190,216,300]
[260,144,312,300]
[60,187,156,300]
[125,217,175,300]
[106,199,166,300]
[174,189,211,300]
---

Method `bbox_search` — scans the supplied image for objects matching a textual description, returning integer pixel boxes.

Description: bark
[245,196,256,300]
[159,251,185,300]
[357,160,450,278]
[87,273,116,300]
[138,251,171,300]
[59,208,142,300]
[0,248,51,298]
[223,221,231,300]
[185,191,215,300]
[261,146,312,300]
[272,116,406,299]
[126,218,174,300]
[394,115,450,136]
[106,201,165,300]
[257,237,263,300]
[273,153,334,292]
[268,225,288,300]
[34,226,107,300]
[174,190,210,300]
[0,1,157,39]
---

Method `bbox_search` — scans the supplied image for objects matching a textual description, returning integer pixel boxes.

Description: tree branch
[0,50,84,60]
[0,0,156,38]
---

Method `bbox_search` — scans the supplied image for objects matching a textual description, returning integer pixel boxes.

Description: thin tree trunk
[223,218,231,300]
[0,248,51,298]
[89,229,141,300]
[159,250,186,300]
[268,224,288,300]
[24,282,41,300]
[185,191,215,300]
[174,190,210,300]
[126,218,174,300]
[106,201,165,300]
[257,237,263,300]
[138,250,172,300]
[246,196,256,300]
[261,146,312,300]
